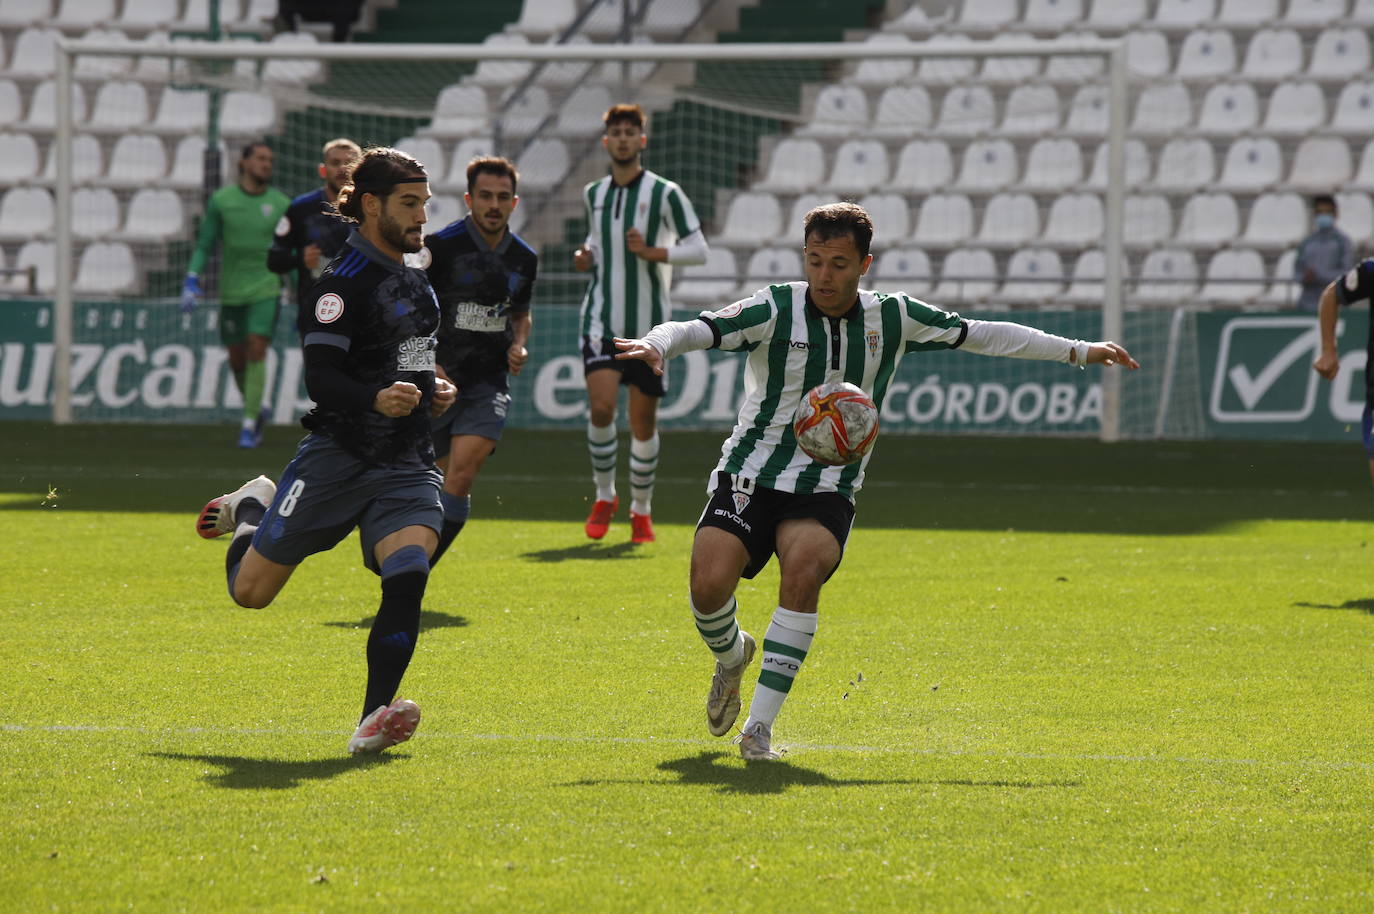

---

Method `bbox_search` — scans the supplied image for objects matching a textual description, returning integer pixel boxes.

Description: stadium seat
[1262,80,1326,134]
[1064,249,1130,305]
[826,141,890,196]
[1130,81,1192,135]
[74,241,137,295]
[1287,137,1353,190]
[263,32,323,85]
[717,192,784,247]
[1195,81,1260,136]
[999,249,1065,304]
[104,134,168,188]
[871,246,933,297]
[512,0,576,39]
[0,132,41,184]
[73,187,120,240]
[21,80,88,131]
[1175,29,1236,80]
[88,80,149,132]
[755,138,824,194]
[132,29,174,79]
[470,33,533,86]
[848,33,915,86]
[785,194,827,237]
[237,0,275,30]
[1019,139,1083,192]
[858,193,910,248]
[889,2,936,33]
[1153,0,1216,30]
[934,84,996,137]
[176,0,244,29]
[1256,247,1298,306]
[535,35,593,87]
[42,132,103,183]
[1354,0,1374,22]
[1133,249,1199,304]
[55,0,116,28]
[73,27,133,78]
[0,81,20,125]
[1356,140,1374,190]
[1042,193,1104,247]
[1285,0,1349,25]
[954,0,1018,32]
[978,32,1041,84]
[150,87,208,135]
[912,194,975,248]
[498,87,551,137]
[167,135,215,189]
[0,0,51,27]
[516,138,569,192]
[1023,0,1084,32]
[998,84,1059,136]
[1217,137,1282,191]
[120,188,184,242]
[1309,27,1369,80]
[675,247,739,307]
[1241,29,1303,81]
[1175,192,1240,248]
[0,187,54,241]
[1330,81,1374,135]
[13,240,56,294]
[1216,0,1278,23]
[394,136,444,179]
[118,0,178,29]
[976,193,1040,248]
[220,90,276,135]
[554,85,613,137]
[799,85,868,137]
[1125,31,1171,78]
[744,247,803,290]
[915,33,977,85]
[1198,248,1265,303]
[870,86,933,138]
[1153,138,1216,192]
[1063,84,1108,136]
[1123,194,1174,248]
[1240,192,1307,248]
[931,248,997,302]
[10,26,59,77]
[1336,191,1374,246]
[426,85,490,137]
[1087,139,1150,189]
[443,137,495,189]
[1086,0,1148,29]
[954,138,1018,192]
[890,139,954,193]
[1044,31,1106,82]
[591,36,658,85]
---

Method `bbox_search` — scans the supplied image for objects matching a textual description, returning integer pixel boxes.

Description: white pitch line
[3,724,1372,771]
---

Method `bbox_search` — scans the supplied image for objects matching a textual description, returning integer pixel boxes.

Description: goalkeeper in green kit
[182,141,292,448]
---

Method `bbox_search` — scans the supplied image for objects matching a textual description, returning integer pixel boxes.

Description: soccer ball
[792,381,879,466]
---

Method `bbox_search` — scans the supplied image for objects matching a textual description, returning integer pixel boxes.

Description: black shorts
[581,335,666,398]
[431,377,511,459]
[695,471,856,580]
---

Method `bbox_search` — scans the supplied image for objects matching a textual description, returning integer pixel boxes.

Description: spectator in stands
[268,138,362,314]
[182,141,291,449]
[273,0,363,42]
[1294,194,1354,312]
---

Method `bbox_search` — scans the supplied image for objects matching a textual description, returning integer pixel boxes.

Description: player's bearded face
[466,173,516,237]
[804,232,872,317]
[377,183,429,254]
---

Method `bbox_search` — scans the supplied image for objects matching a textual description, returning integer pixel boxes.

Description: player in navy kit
[194,147,457,756]
[268,137,362,312]
[1314,257,1374,484]
[419,156,538,563]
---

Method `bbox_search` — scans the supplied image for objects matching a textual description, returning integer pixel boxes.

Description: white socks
[587,419,617,502]
[629,432,659,516]
[744,607,817,730]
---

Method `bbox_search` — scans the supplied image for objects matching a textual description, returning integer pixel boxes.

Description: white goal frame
[53,35,1129,437]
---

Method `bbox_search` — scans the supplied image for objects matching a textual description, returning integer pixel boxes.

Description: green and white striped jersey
[579,169,702,341]
[700,281,968,501]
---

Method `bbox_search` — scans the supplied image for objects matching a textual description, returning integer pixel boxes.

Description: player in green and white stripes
[572,103,708,545]
[616,202,1139,760]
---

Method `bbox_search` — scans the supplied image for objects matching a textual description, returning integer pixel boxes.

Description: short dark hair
[803,202,874,258]
[1313,194,1338,210]
[604,103,646,131]
[466,155,519,196]
[333,146,427,223]
[237,140,271,174]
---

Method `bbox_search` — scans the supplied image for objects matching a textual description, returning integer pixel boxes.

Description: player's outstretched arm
[1081,342,1139,370]
[614,318,716,377]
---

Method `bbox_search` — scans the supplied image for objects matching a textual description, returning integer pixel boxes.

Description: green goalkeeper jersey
[187,183,291,306]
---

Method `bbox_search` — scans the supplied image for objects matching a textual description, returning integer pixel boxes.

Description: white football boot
[706,631,756,737]
[348,699,421,755]
[737,720,782,761]
[196,475,276,539]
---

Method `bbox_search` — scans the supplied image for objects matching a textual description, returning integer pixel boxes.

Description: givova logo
[1209,317,1343,422]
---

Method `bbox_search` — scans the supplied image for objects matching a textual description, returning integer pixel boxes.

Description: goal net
[34,33,1205,440]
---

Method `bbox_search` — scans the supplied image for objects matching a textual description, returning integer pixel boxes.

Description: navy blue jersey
[299,230,441,467]
[268,188,354,306]
[1336,258,1374,400]
[420,217,537,388]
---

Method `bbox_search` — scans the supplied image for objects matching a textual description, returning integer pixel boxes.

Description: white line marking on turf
[4,724,1372,771]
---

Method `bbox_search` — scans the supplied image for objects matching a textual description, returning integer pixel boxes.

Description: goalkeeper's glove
[180,274,202,314]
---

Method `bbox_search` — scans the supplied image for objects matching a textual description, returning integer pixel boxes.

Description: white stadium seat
[516,138,569,192]
[785,194,827,238]
[553,85,613,137]
[1256,247,1298,306]
[444,137,496,190]
[955,0,1018,32]
[471,33,533,87]
[167,136,219,189]
[1153,138,1216,192]
[849,33,915,86]
[916,33,977,85]
[1356,140,1374,190]
[424,195,461,233]
[10,26,60,77]
[151,87,209,135]
[890,139,953,193]
[1086,0,1149,29]
[934,84,996,137]
[0,187,54,241]
[871,247,934,298]
[536,35,593,87]
[119,0,178,29]
[1087,139,1150,190]
[998,84,1059,136]
[512,0,576,38]
[1043,193,1104,247]
[1045,31,1106,82]
[931,248,997,302]
[717,192,784,247]
[1331,81,1374,135]
[393,137,444,178]
[1241,29,1303,81]
[104,134,168,188]
[858,193,910,248]
[1064,249,1130,305]
[74,27,133,78]
[0,81,20,125]
[1354,0,1374,22]
[0,132,41,184]
[1335,192,1374,246]
[74,242,137,295]
[641,0,700,37]
[756,138,824,194]
[14,240,56,294]
[176,0,243,30]
[1198,248,1265,304]
[675,248,739,307]
[1217,136,1283,191]
[976,193,1040,248]
[1130,81,1192,135]
[73,187,120,240]
[1309,28,1369,80]
[1020,138,1083,192]
[1154,0,1216,29]
[88,80,149,132]
[499,87,551,137]
[870,86,933,138]
[121,189,184,242]
[220,90,276,135]
[1217,0,1278,23]
[826,141,889,196]
[427,85,489,137]
[1195,81,1259,136]
[0,0,51,27]
[1133,249,1199,304]
[799,85,868,137]
[1175,192,1240,248]
[1063,85,1108,136]
[1123,194,1174,248]
[1285,0,1348,25]
[744,247,803,290]
[979,33,1041,84]
[1262,80,1326,134]
[913,194,975,248]
[1240,192,1307,248]
[43,132,103,183]
[1125,31,1171,78]
[954,138,1018,192]
[999,248,1065,304]
[1287,137,1353,190]
[263,32,323,85]
[1175,28,1236,80]
[1024,0,1084,32]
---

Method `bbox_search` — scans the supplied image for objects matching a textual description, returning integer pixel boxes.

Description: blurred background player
[420,156,537,564]
[1293,194,1353,313]
[182,141,291,449]
[1313,257,1374,483]
[269,137,362,319]
[614,202,1139,761]
[194,147,456,755]
[572,103,708,544]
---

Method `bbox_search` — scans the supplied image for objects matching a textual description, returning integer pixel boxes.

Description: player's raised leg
[584,367,622,538]
[690,526,754,736]
[627,386,659,544]
[196,474,297,609]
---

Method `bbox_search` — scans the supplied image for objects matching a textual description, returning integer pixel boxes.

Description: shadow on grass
[1293,598,1374,615]
[322,609,470,631]
[520,541,647,563]
[149,750,403,790]
[561,750,1078,795]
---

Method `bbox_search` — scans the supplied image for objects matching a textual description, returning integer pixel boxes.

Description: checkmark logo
[1226,324,1322,410]
[1210,317,1324,423]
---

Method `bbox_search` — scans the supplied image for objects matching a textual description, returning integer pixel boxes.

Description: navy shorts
[251,434,443,575]
[432,378,511,458]
[581,335,666,398]
[695,471,856,581]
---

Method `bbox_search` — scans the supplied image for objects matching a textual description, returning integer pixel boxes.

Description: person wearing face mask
[1293,195,1353,312]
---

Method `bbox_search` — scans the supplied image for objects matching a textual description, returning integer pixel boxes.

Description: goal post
[49,34,1136,437]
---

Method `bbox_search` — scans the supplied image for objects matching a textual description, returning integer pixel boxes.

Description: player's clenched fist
[430,377,457,418]
[373,381,422,417]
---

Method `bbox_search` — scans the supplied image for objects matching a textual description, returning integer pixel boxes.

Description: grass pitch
[3,422,1374,912]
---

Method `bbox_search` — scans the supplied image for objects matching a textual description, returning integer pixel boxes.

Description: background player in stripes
[268,137,362,317]
[181,141,291,449]
[420,156,537,564]
[193,147,456,755]
[615,202,1139,760]
[572,103,708,544]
